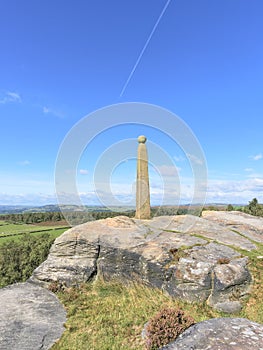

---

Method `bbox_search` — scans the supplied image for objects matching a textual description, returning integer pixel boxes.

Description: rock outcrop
[161,317,263,349]
[30,212,263,312]
[202,210,263,243]
[0,282,66,350]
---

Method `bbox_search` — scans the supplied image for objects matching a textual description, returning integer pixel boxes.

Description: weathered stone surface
[143,214,257,250]
[30,214,257,311]
[202,210,263,244]
[161,318,263,349]
[213,301,243,313]
[0,282,66,350]
[135,135,151,219]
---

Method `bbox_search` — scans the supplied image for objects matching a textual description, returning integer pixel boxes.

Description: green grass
[51,245,263,350]
[235,242,263,323]
[0,221,69,245]
[51,268,263,350]
[51,280,223,350]
[0,228,67,244]
[0,221,68,235]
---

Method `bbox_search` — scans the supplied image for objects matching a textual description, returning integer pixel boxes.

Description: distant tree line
[0,206,206,225]
[151,206,202,217]
[228,198,263,217]
[151,207,178,216]
[0,210,136,225]
[0,211,64,224]
[65,210,135,225]
[4,200,262,225]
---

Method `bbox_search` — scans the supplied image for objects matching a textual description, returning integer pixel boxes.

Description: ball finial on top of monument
[138,135,147,144]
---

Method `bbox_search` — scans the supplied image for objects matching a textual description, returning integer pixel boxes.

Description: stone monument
[135,135,151,219]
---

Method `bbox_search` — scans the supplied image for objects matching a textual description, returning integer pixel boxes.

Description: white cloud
[2,166,263,206]
[42,106,64,118]
[0,193,57,206]
[250,153,262,161]
[174,155,185,162]
[206,178,263,203]
[2,175,262,207]
[0,172,55,196]
[244,168,253,172]
[246,172,263,179]
[43,106,50,113]
[0,91,22,104]
[7,92,21,102]
[187,153,204,165]
[157,165,180,177]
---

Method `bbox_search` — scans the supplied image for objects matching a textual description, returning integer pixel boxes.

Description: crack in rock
[30,214,259,312]
[87,239,101,282]
[38,334,47,350]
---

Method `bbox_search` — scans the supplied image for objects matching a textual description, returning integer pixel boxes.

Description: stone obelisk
[135,135,151,219]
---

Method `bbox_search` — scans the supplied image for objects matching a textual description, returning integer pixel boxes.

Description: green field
[0,220,69,244]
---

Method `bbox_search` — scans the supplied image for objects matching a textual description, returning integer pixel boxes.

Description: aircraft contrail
[119,0,173,98]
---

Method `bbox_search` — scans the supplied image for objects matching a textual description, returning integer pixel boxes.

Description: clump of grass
[144,308,195,349]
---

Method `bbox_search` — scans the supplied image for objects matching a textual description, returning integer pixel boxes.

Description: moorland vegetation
[0,198,262,349]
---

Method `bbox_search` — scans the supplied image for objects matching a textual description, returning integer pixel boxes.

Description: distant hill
[0,204,135,215]
[0,204,75,214]
[0,205,33,214]
[0,203,246,215]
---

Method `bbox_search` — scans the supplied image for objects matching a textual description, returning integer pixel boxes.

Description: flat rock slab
[140,214,257,251]
[161,318,263,349]
[0,282,66,350]
[202,210,263,244]
[30,214,257,312]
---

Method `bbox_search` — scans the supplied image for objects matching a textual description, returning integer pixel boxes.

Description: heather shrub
[145,307,195,349]
[48,281,65,293]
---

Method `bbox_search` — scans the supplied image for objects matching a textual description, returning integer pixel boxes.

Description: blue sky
[1,0,263,206]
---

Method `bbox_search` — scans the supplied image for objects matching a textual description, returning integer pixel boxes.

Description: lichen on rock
[29,212,263,312]
[161,318,263,349]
